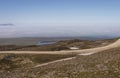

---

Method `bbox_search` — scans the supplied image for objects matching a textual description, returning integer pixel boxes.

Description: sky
[0,0,120,38]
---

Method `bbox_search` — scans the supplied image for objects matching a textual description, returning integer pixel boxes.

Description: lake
[36,41,56,45]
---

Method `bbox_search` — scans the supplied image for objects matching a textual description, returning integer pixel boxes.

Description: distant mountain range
[0,23,14,26]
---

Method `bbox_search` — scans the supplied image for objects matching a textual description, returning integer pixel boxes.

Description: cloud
[0,23,14,26]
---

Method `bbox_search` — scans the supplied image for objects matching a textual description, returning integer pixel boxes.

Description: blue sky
[0,0,120,38]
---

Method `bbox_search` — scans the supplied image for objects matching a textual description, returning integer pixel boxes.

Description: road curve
[34,39,120,68]
[0,39,120,55]
[1,39,120,68]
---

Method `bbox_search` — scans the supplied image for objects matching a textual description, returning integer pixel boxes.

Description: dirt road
[0,39,120,55]
[1,39,120,68]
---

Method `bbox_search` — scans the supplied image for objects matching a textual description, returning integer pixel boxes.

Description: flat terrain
[1,38,120,55]
[0,38,117,51]
[0,38,41,45]
[0,37,102,46]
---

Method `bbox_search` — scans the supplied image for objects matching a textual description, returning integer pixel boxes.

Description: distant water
[36,41,56,45]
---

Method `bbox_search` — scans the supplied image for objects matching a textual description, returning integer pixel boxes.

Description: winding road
[1,39,120,67]
[1,39,120,55]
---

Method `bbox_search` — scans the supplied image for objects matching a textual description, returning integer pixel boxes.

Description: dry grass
[0,47,120,78]
[0,38,119,78]
[0,54,75,71]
